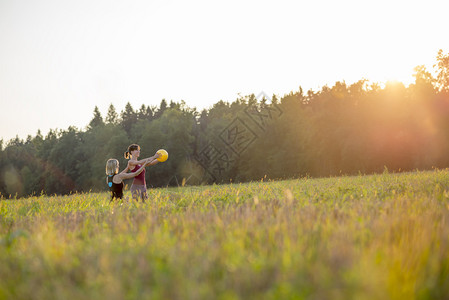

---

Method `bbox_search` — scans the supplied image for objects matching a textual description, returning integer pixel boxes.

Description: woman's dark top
[107,175,123,200]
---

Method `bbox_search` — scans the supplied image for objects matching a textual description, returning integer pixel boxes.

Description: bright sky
[1,0,448,142]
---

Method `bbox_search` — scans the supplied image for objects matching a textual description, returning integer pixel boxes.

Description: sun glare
[368,68,415,88]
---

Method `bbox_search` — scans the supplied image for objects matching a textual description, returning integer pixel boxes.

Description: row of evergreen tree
[1,50,449,198]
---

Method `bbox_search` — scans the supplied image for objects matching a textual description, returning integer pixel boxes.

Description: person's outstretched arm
[113,159,151,183]
[127,152,160,170]
[147,158,159,166]
[119,165,129,174]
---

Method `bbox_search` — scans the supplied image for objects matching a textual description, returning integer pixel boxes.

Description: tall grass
[1,170,449,299]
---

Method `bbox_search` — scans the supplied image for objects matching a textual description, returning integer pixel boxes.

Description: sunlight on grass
[1,170,449,299]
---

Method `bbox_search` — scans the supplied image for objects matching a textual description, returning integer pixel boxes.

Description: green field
[1,170,449,300]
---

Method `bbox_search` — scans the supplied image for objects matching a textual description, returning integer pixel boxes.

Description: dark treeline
[1,50,449,198]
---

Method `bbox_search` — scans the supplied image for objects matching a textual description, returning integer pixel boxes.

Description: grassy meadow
[1,169,449,300]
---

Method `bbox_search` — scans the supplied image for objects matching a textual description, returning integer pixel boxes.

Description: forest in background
[1,50,449,198]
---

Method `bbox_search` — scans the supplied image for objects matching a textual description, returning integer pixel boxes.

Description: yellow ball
[156,149,168,162]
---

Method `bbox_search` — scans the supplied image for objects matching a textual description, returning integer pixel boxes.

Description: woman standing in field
[123,144,159,202]
[105,158,154,202]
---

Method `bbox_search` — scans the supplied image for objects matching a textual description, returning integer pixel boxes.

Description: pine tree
[106,104,119,125]
[154,99,167,119]
[138,104,153,121]
[88,106,104,129]
[120,102,137,133]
